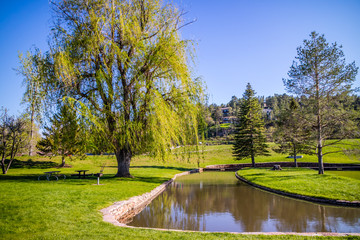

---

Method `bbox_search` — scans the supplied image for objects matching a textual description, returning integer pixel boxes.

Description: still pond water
[128,172,360,233]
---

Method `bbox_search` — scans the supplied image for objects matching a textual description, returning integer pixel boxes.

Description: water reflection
[128,172,360,232]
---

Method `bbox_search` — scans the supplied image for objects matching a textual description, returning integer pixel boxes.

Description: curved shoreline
[100,166,360,236]
[100,170,197,226]
[235,172,360,208]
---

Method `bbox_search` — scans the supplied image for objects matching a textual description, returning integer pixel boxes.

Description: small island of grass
[237,168,360,202]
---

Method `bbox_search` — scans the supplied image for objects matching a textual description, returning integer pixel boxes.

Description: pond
[127,172,360,233]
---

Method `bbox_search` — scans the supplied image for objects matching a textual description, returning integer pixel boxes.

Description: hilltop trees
[284,32,358,174]
[233,83,268,167]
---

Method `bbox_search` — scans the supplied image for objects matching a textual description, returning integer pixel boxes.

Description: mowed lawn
[1,142,360,240]
[237,168,360,202]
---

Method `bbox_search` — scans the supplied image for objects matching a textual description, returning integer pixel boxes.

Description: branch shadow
[1,166,190,185]
[4,159,58,169]
[107,165,192,172]
[0,174,53,182]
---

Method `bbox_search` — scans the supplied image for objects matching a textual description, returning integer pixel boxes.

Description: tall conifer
[233,83,268,167]
[283,32,358,174]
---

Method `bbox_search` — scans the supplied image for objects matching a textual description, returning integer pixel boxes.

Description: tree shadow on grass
[3,159,58,169]
[100,174,171,185]
[0,167,185,185]
[0,174,52,182]
[128,176,171,184]
[107,165,192,172]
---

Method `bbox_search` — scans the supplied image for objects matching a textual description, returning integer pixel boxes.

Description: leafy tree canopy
[27,0,205,177]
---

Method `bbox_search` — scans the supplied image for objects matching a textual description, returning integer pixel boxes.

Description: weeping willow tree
[42,0,204,177]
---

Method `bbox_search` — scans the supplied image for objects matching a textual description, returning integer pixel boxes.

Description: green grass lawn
[327,170,360,180]
[1,142,360,239]
[201,139,360,166]
[237,168,360,202]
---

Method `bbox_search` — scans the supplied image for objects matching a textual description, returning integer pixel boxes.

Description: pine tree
[37,105,84,167]
[273,98,315,167]
[283,32,358,174]
[233,83,269,167]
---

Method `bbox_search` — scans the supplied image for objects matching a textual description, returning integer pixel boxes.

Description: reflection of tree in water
[268,196,360,232]
[128,177,360,232]
[130,185,202,230]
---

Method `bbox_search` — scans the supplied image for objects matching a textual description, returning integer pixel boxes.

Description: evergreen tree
[233,83,268,167]
[283,32,358,174]
[273,98,315,167]
[37,105,84,167]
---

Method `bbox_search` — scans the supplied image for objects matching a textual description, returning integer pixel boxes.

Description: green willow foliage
[45,0,204,176]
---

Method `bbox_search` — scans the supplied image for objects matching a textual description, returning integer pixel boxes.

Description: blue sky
[1,0,359,115]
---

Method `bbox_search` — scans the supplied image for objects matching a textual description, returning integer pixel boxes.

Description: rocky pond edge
[100,169,197,227]
[100,163,360,236]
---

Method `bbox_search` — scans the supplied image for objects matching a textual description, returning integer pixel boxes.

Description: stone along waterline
[127,172,360,233]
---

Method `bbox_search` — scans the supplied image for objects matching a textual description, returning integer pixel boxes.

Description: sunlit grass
[1,142,360,239]
[327,170,360,180]
[237,168,360,202]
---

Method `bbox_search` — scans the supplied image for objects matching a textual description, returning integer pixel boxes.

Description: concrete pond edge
[100,164,360,236]
[100,169,198,227]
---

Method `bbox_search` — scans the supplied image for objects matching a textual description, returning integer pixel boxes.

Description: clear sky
[1,0,359,115]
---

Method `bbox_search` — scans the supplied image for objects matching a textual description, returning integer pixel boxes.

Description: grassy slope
[196,140,360,167]
[237,168,360,202]
[1,142,360,240]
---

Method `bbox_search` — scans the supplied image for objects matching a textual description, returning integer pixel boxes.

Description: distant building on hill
[220,107,237,124]
[262,103,272,119]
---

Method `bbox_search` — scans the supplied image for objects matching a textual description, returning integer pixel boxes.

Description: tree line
[232,32,358,174]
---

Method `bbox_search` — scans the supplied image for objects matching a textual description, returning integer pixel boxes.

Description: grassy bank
[190,139,360,167]
[1,143,360,239]
[237,168,360,202]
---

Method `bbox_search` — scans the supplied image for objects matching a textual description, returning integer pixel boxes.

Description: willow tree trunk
[115,148,133,178]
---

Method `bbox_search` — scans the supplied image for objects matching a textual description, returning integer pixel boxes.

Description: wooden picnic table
[73,170,90,179]
[38,171,66,181]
